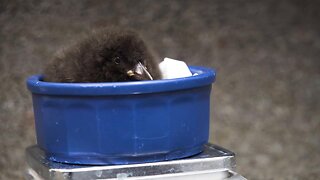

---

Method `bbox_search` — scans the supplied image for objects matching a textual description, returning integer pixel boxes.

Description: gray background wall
[1,0,319,179]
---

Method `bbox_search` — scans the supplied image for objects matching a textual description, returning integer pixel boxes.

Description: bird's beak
[127,62,153,80]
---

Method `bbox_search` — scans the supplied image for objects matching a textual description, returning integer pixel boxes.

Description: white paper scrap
[159,57,193,79]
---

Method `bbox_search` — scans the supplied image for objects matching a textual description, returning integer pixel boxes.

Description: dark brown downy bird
[43,27,161,83]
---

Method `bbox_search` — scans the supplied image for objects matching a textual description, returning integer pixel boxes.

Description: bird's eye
[113,56,121,64]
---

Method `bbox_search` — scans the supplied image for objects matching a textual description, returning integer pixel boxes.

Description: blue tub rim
[27,66,216,95]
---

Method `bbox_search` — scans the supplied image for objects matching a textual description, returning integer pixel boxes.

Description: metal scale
[25,144,246,180]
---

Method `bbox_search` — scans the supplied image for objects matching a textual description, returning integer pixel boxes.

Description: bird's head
[99,32,156,82]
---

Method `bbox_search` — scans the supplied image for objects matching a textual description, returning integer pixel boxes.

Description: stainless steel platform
[25,144,246,180]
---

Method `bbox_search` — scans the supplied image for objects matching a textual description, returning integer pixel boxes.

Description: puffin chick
[43,27,161,83]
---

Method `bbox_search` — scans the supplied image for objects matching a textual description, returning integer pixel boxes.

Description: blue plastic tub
[26,66,216,165]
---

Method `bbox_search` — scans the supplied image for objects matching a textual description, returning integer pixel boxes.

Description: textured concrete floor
[1,0,319,179]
